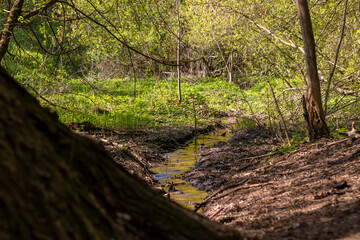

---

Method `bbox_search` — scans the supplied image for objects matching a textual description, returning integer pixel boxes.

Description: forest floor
[184,128,360,240]
[78,123,360,240]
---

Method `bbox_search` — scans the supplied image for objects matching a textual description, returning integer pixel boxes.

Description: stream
[151,120,236,210]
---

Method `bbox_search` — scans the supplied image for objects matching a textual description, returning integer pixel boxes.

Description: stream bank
[75,123,220,186]
[75,120,360,239]
[183,127,360,239]
[151,120,237,210]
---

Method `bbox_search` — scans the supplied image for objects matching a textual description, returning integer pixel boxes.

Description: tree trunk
[296,0,329,140]
[227,51,233,82]
[0,0,24,62]
[0,67,241,239]
[176,0,182,103]
[0,0,58,63]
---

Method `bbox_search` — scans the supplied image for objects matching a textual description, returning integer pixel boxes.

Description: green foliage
[277,133,307,155]
[43,77,242,129]
[2,0,360,134]
[237,118,257,129]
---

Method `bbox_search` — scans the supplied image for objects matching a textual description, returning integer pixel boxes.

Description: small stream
[151,120,236,210]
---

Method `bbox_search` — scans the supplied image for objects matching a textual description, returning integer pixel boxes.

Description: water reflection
[151,126,235,210]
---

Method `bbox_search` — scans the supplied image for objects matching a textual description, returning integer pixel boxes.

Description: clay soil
[184,128,360,239]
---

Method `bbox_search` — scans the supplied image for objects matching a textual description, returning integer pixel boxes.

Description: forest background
[1,0,359,143]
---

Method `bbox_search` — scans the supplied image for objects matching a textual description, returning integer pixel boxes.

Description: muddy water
[151,123,236,210]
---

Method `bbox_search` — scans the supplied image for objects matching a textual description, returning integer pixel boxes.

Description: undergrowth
[16,67,356,136]
[31,77,244,130]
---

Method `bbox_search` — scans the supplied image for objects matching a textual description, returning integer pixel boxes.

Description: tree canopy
[1,0,360,137]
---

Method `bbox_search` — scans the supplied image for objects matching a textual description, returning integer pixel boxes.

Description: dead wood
[241,152,278,161]
[194,178,249,212]
[339,121,360,146]
[195,179,276,213]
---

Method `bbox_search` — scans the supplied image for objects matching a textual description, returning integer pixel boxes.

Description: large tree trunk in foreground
[296,0,329,140]
[0,67,240,239]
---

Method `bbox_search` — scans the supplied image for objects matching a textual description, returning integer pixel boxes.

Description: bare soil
[75,124,216,186]
[184,129,360,239]
[79,123,360,239]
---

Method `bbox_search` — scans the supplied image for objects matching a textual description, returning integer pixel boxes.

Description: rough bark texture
[296,0,329,140]
[0,67,240,239]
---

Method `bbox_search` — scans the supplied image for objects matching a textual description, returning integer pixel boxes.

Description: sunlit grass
[36,77,246,130]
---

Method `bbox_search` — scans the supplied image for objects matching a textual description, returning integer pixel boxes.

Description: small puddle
[151,120,236,210]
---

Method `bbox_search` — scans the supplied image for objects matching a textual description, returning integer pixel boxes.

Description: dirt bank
[74,121,360,239]
[184,129,360,239]
[74,124,217,186]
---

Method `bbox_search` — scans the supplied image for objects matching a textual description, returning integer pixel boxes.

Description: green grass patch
[33,77,245,130]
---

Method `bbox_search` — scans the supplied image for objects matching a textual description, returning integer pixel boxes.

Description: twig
[24,82,84,114]
[324,0,348,114]
[326,138,347,147]
[209,208,224,219]
[342,148,360,162]
[195,179,274,212]
[265,76,291,146]
[240,152,278,161]
[211,182,273,203]
[193,101,197,133]
[194,178,248,212]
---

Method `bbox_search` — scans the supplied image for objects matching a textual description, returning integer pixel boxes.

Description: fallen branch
[195,180,274,213]
[211,182,273,203]
[194,178,249,212]
[339,121,360,146]
[240,152,278,161]
[342,148,360,162]
[326,138,347,147]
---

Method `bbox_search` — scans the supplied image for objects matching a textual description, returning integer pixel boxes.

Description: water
[151,122,236,210]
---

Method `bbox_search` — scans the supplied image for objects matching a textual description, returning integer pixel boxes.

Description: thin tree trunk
[324,0,348,115]
[228,51,233,82]
[214,39,232,82]
[296,0,329,140]
[126,47,137,98]
[266,77,291,146]
[0,0,24,62]
[193,101,197,133]
[176,0,182,103]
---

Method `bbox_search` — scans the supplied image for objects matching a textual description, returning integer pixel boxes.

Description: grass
[14,58,355,136]
[18,71,314,134]
[32,76,245,130]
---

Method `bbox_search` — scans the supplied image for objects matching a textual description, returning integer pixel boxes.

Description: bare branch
[324,0,348,115]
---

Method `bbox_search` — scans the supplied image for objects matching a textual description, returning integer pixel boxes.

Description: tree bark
[0,0,24,62]
[296,0,329,140]
[0,67,241,239]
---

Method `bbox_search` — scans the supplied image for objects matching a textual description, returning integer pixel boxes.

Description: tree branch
[22,0,59,20]
[324,0,348,115]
